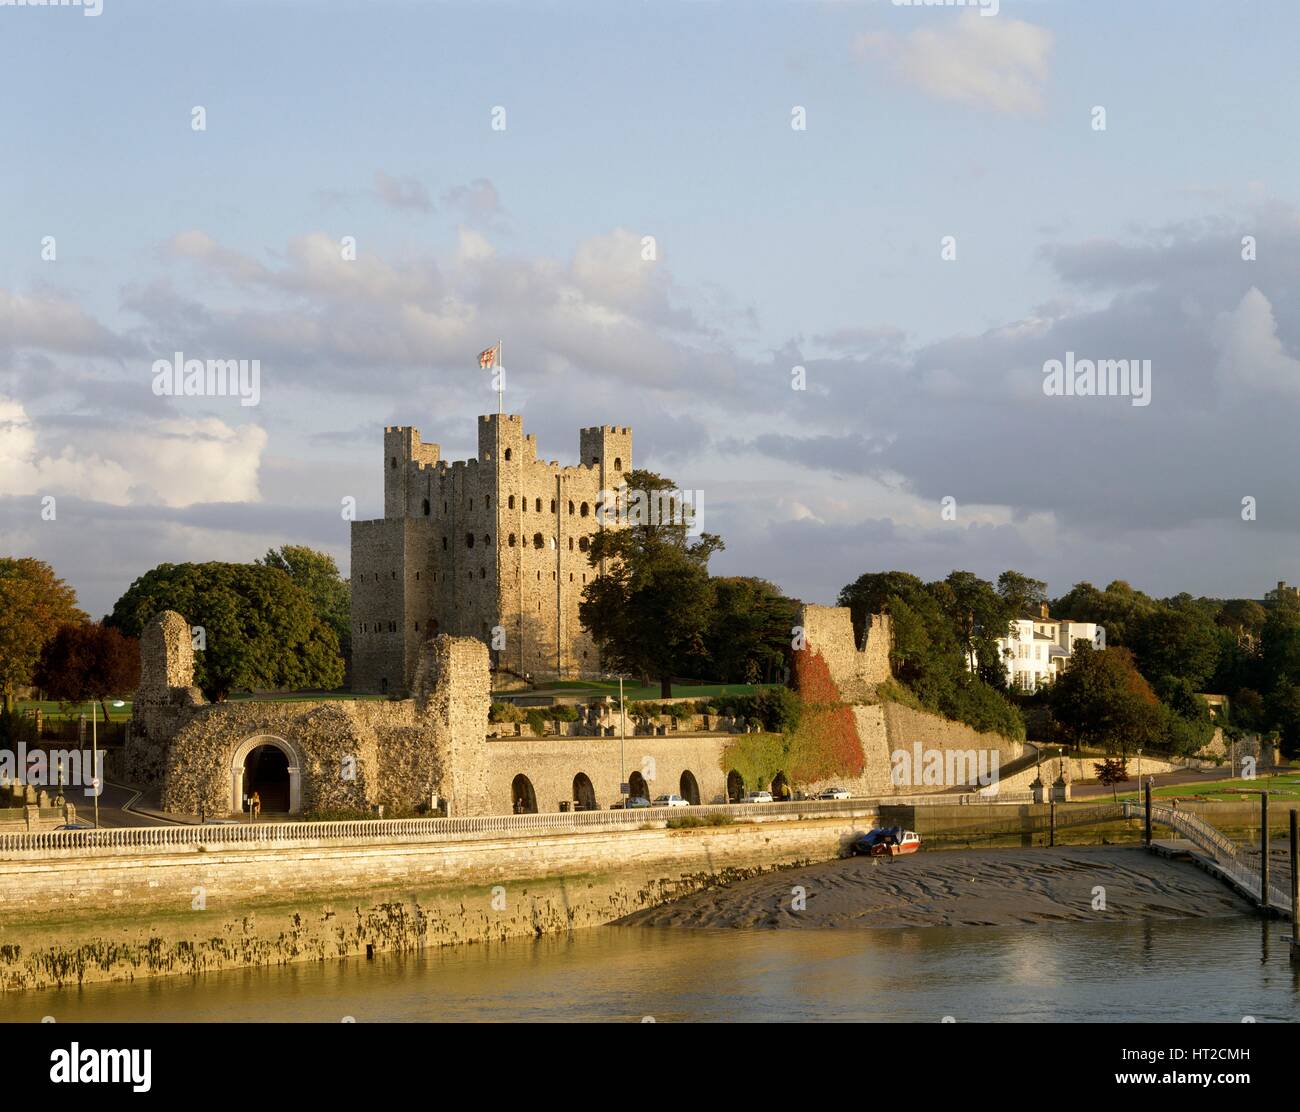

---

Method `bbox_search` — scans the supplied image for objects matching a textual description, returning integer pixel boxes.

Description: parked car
[740,790,774,804]
[612,796,653,809]
[55,822,94,831]
[652,794,690,808]
[817,787,851,800]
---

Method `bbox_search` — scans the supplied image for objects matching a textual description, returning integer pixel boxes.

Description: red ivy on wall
[790,646,865,783]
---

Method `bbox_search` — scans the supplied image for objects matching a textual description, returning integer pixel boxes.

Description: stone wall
[0,813,873,991]
[799,604,890,701]
[127,612,492,819]
[351,414,628,694]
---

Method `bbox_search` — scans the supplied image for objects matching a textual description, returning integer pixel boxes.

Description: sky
[3,0,1300,619]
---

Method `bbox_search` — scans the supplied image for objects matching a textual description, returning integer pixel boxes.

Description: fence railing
[1123,801,1292,911]
[0,789,1036,858]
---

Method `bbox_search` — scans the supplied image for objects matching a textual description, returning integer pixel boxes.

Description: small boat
[850,827,921,858]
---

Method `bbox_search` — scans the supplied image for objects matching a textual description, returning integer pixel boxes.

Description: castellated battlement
[353,413,633,694]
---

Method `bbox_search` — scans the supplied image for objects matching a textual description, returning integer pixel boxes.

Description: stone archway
[679,770,700,806]
[726,769,745,803]
[572,772,597,812]
[628,771,649,802]
[231,735,302,816]
[511,774,538,814]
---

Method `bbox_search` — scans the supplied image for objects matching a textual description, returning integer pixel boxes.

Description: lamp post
[605,672,629,807]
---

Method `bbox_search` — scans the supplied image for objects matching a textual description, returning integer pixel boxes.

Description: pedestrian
[251,790,261,821]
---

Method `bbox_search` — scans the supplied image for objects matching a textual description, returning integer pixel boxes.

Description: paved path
[72,781,176,828]
[1070,766,1226,800]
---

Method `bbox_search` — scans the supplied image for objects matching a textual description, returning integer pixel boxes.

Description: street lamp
[605,672,629,807]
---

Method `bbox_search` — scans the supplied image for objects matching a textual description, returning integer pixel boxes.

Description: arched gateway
[231,735,303,815]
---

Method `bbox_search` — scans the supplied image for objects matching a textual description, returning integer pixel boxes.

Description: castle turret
[579,425,632,498]
[384,427,440,518]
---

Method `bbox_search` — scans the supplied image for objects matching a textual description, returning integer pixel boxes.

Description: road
[1070,765,1230,800]
[70,781,175,828]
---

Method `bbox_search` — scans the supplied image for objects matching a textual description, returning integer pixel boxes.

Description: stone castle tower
[350,413,632,694]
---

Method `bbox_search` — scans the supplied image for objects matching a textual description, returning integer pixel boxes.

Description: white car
[817,787,850,800]
[652,794,690,808]
[741,790,774,804]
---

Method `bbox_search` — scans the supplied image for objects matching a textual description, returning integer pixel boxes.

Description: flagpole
[497,339,503,415]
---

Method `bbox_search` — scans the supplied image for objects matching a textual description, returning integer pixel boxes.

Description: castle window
[467,572,473,580]
[362,623,367,633]
[505,448,512,461]
[392,570,397,579]
[614,457,622,471]
[443,501,448,513]
[568,500,575,515]
[535,498,541,512]
[579,537,589,552]
[442,537,448,550]
[416,572,420,580]
[422,498,430,516]
[389,621,396,632]
[466,533,475,548]
[580,502,589,517]
[469,498,473,510]
[568,537,574,551]
[391,457,397,469]
[550,499,556,513]
[552,572,556,580]
[591,456,598,464]
[484,534,491,546]
[508,533,516,546]
[480,568,486,579]
[414,622,420,631]
[569,573,574,582]
[533,533,544,549]
[509,495,515,509]
[485,495,491,509]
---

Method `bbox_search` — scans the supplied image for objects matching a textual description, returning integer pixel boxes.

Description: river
[7,915,1299,1023]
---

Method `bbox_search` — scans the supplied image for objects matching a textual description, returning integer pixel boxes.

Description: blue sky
[4,0,1300,617]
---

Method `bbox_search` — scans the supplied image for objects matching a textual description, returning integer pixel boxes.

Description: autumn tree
[34,621,141,722]
[0,558,87,711]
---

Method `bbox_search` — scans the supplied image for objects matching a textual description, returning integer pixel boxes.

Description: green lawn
[16,699,133,722]
[1119,773,1300,803]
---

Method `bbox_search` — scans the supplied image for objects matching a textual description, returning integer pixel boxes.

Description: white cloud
[1213,287,1300,395]
[856,11,1053,116]
[0,395,267,508]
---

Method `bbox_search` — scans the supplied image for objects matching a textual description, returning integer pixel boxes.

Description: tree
[107,562,344,701]
[0,558,87,711]
[258,545,351,666]
[1094,756,1129,802]
[34,621,141,722]
[1130,603,1220,689]
[580,469,723,698]
[698,576,799,684]
[1049,642,1163,755]
[996,570,1047,619]
[934,571,1009,684]
[1052,579,1156,647]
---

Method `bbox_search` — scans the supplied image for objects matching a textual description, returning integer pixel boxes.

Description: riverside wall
[0,809,877,992]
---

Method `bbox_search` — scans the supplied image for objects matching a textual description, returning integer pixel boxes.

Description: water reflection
[6,918,1300,1023]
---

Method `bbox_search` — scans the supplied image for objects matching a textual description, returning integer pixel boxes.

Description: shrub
[550,704,579,722]
[525,709,549,736]
[666,701,695,719]
[489,702,524,724]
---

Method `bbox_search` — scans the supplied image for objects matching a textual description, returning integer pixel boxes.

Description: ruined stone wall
[799,605,891,701]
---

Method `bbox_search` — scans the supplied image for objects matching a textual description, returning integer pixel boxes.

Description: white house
[983,605,1105,693]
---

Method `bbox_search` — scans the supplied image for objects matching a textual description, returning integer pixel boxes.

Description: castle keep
[350,414,632,694]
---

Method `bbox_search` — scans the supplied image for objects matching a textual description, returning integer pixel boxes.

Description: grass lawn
[502,679,783,701]
[1119,773,1300,802]
[16,699,133,722]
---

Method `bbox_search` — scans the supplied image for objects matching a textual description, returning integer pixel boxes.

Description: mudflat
[618,846,1252,929]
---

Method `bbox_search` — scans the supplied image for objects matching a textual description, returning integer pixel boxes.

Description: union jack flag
[478,344,499,370]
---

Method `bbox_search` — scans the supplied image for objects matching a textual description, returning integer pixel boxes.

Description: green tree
[996,570,1048,619]
[1130,603,1220,689]
[107,562,344,701]
[1049,642,1163,755]
[258,545,351,664]
[698,576,798,684]
[580,469,723,698]
[934,571,1009,685]
[0,558,87,711]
